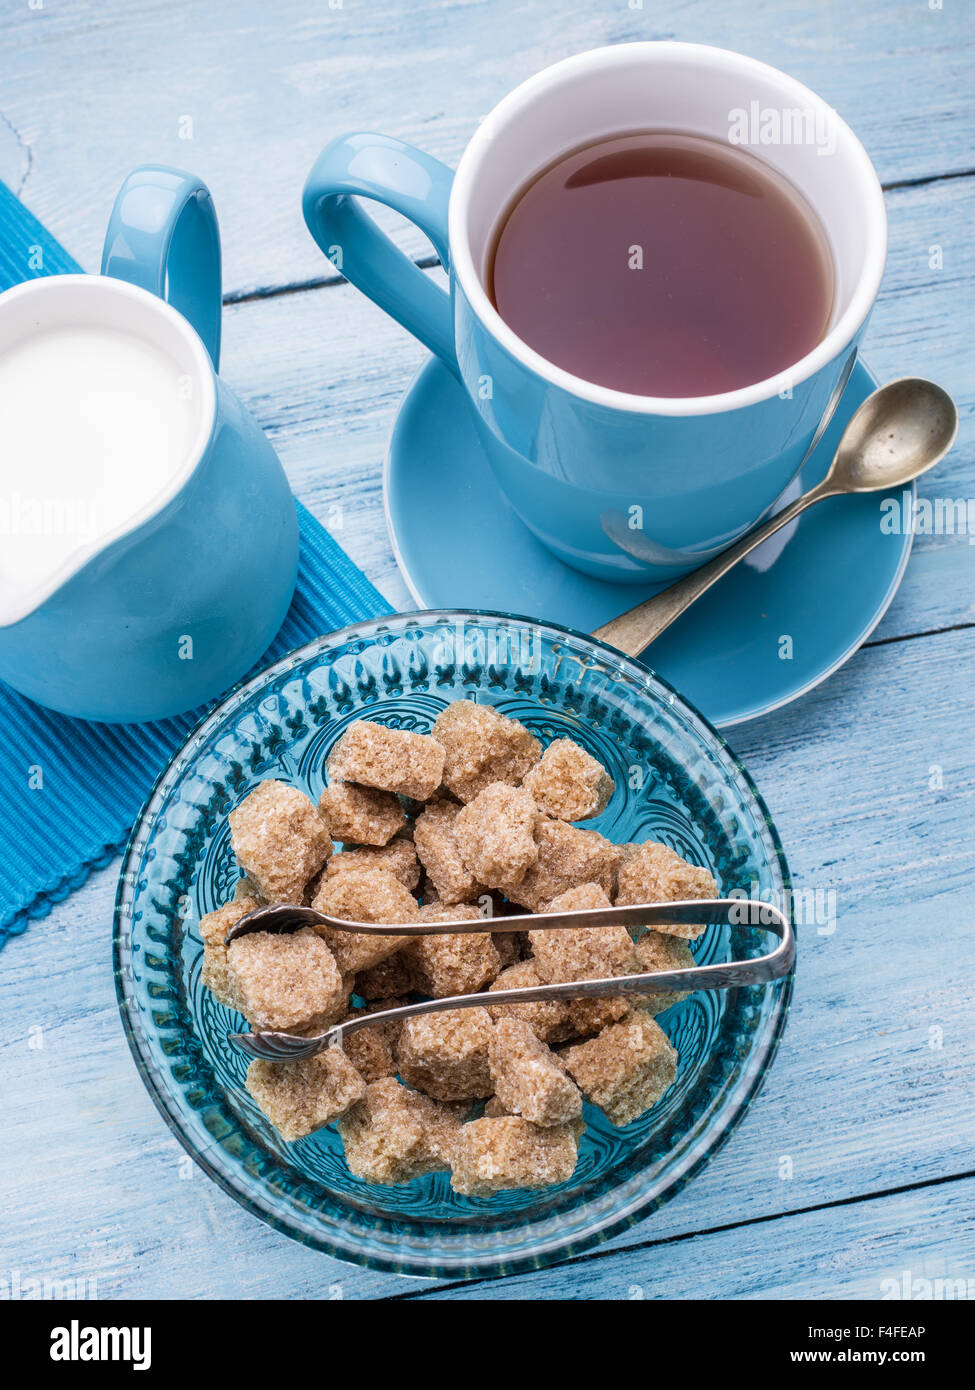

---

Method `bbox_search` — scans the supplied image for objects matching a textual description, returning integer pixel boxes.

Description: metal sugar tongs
[224,897,794,1063]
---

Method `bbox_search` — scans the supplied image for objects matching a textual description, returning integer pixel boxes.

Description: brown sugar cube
[337,1076,462,1184]
[416,899,484,925]
[226,927,346,1033]
[396,1007,494,1102]
[523,738,615,822]
[326,720,445,801]
[312,867,417,975]
[406,910,501,998]
[432,701,541,803]
[318,781,406,847]
[199,896,259,1008]
[631,930,696,1014]
[563,995,631,1039]
[325,838,420,890]
[543,880,613,913]
[562,1011,678,1127]
[414,798,484,904]
[505,819,622,912]
[246,1047,366,1142]
[482,1095,587,1138]
[489,1018,582,1127]
[615,841,717,939]
[450,1116,579,1196]
[336,998,407,1083]
[408,922,500,1000]
[486,960,575,1044]
[228,780,333,903]
[482,1096,587,1143]
[529,883,638,982]
[340,1027,398,1085]
[354,951,419,1000]
[528,884,635,1039]
[454,782,539,890]
[482,1094,587,1137]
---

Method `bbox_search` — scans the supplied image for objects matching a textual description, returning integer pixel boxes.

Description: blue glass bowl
[113,611,793,1278]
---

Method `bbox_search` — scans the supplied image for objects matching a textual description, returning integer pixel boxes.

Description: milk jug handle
[102,165,222,370]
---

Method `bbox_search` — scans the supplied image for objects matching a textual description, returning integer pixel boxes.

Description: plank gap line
[863,619,975,650]
[883,166,975,192]
[223,255,442,306]
[385,1163,975,1301]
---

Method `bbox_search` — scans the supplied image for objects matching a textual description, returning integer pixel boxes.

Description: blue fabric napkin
[0,181,391,946]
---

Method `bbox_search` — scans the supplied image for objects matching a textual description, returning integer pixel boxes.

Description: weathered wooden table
[1,0,972,1300]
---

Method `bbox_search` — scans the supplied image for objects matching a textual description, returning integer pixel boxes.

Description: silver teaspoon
[593,377,958,658]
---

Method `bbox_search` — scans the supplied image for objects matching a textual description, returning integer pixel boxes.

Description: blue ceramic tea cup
[0,166,298,722]
[303,42,886,583]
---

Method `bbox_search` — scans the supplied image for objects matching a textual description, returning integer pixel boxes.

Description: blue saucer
[384,357,913,728]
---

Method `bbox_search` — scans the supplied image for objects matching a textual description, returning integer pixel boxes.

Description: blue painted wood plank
[0,0,972,297]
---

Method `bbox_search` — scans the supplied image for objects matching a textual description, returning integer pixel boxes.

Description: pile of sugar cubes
[199,701,716,1196]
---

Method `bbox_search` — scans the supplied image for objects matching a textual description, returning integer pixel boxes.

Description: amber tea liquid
[487,131,835,398]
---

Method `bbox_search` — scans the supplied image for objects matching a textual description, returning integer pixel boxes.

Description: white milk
[0,316,206,626]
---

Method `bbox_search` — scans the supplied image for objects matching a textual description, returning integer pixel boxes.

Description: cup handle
[102,165,222,370]
[303,133,457,373]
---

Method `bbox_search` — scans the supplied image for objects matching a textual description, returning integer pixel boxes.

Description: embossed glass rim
[113,608,794,1280]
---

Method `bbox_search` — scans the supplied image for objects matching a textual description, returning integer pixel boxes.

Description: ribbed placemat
[0,180,392,945]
